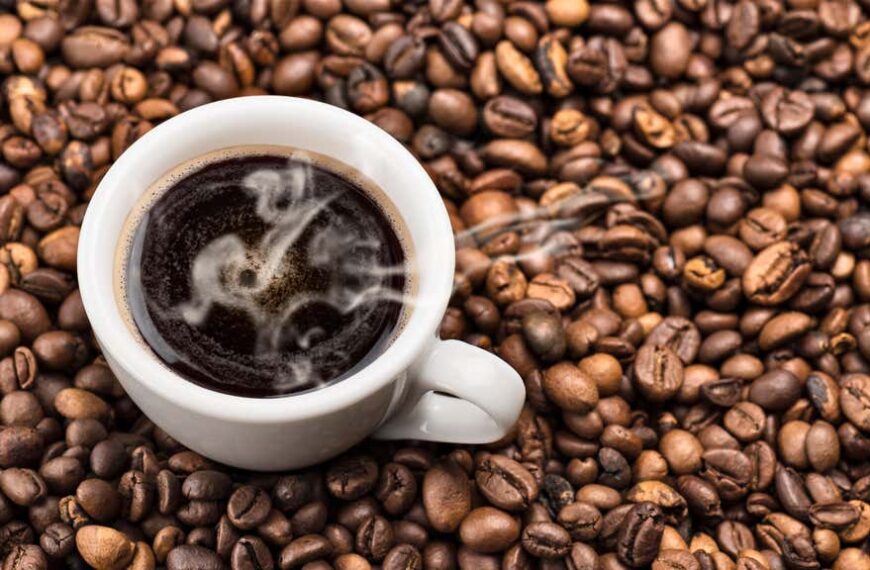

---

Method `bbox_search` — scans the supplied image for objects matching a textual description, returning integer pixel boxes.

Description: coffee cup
[78,96,525,470]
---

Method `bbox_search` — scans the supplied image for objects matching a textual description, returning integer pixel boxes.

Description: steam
[175,159,407,390]
[453,174,665,280]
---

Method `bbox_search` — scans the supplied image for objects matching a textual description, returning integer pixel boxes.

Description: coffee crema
[116,146,412,397]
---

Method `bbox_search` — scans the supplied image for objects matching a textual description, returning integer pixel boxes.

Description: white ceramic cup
[78,96,525,471]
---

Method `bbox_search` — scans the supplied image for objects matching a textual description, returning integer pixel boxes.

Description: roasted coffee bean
[228,485,272,530]
[543,362,598,412]
[756,513,819,569]
[482,97,537,139]
[422,461,471,533]
[775,465,812,521]
[701,449,752,502]
[743,242,812,305]
[677,475,723,520]
[617,502,664,568]
[659,429,703,474]
[182,470,232,502]
[230,535,273,570]
[535,35,572,98]
[61,27,129,68]
[75,478,120,522]
[0,468,45,506]
[375,462,416,516]
[475,454,538,512]
[541,474,575,515]
[644,317,701,364]
[841,374,870,431]
[438,22,478,71]
[495,41,542,95]
[382,544,421,570]
[557,501,601,541]
[166,544,224,569]
[749,369,802,411]
[75,525,135,569]
[520,521,571,559]
[39,522,74,558]
[458,507,518,553]
[633,345,684,402]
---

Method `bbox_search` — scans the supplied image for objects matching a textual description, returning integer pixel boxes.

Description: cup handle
[373,339,525,443]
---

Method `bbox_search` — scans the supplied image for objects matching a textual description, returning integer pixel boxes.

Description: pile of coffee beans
[0,0,869,569]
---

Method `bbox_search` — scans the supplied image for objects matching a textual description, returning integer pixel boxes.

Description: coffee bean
[0,426,42,468]
[633,345,684,402]
[761,89,815,136]
[658,429,703,474]
[166,544,225,570]
[355,515,393,560]
[535,35,572,98]
[422,462,470,533]
[2,543,47,570]
[701,450,752,502]
[0,468,45,506]
[841,374,870,431]
[543,362,598,413]
[326,455,378,501]
[75,478,121,522]
[537,474,572,516]
[520,521,570,559]
[546,0,589,27]
[475,455,538,512]
[756,513,818,570]
[325,15,371,57]
[438,22,478,72]
[379,543,420,570]
[192,61,239,99]
[650,23,691,79]
[61,27,129,68]
[723,402,765,442]
[0,290,50,341]
[75,525,135,570]
[749,369,802,411]
[182,470,232,502]
[374,462,416,516]
[617,502,664,568]
[775,465,812,521]
[381,36,423,80]
[228,486,272,530]
[494,41,542,95]
[625,481,687,524]
[676,476,723,521]
[278,535,332,569]
[743,241,812,305]
[429,89,477,137]
[458,507,519,553]
[39,523,74,558]
[482,96,537,139]
[810,502,860,531]
[557,501,601,541]
[229,535,273,570]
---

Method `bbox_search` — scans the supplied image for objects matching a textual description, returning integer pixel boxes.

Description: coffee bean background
[1,0,870,569]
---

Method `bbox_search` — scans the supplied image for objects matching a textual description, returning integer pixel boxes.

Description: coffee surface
[125,152,406,397]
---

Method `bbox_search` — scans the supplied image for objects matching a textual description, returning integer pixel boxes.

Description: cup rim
[78,96,454,423]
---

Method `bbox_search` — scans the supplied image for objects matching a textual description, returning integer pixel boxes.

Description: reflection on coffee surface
[120,148,409,397]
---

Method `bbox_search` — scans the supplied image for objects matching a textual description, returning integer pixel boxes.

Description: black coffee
[123,149,407,397]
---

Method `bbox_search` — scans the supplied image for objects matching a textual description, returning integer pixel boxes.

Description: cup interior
[78,96,454,420]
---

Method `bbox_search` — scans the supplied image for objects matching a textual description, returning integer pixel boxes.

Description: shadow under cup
[78,97,455,469]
